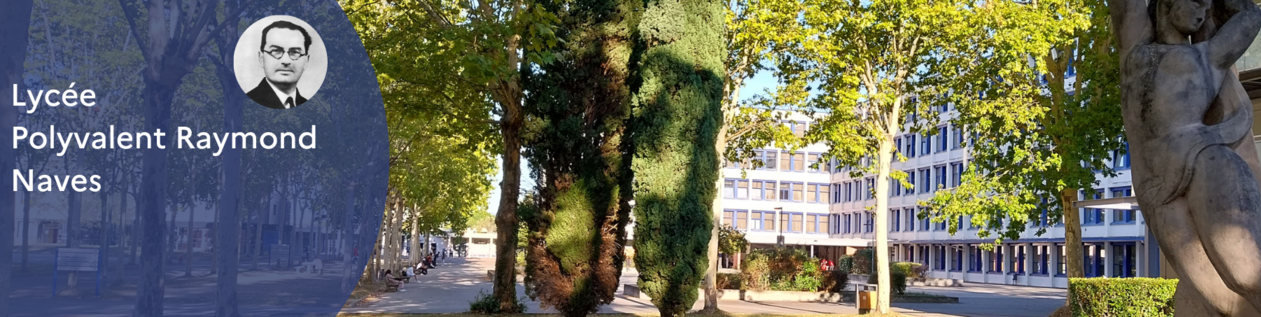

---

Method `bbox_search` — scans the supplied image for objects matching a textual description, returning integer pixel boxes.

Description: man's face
[1165,0,1210,35]
[259,28,307,85]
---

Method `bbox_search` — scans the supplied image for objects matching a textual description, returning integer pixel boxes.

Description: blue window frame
[843,182,852,202]
[892,209,901,232]
[952,246,964,271]
[921,133,932,156]
[952,124,964,149]
[807,183,829,203]
[757,150,778,170]
[723,179,749,199]
[1082,189,1105,225]
[1113,141,1131,170]
[905,208,916,231]
[990,248,1004,273]
[1111,186,1135,223]
[864,213,874,232]
[866,178,875,199]
[919,168,931,193]
[906,170,916,194]
[893,177,902,196]
[938,216,947,231]
[951,162,963,187]
[920,208,930,231]
[937,246,947,270]
[969,245,982,272]
[780,182,803,202]
[937,126,948,152]
[905,135,917,157]
[895,139,902,156]
[935,165,947,192]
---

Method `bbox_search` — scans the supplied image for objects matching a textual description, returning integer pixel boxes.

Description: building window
[937,126,948,152]
[895,138,902,157]
[906,170,916,194]
[893,177,902,196]
[919,168,931,193]
[780,182,804,202]
[1113,141,1131,170]
[807,153,820,173]
[758,150,778,170]
[952,124,964,149]
[937,246,947,270]
[866,178,875,199]
[1111,186,1135,223]
[969,245,982,272]
[792,153,806,172]
[864,213,874,232]
[843,182,852,202]
[843,214,851,233]
[935,165,947,192]
[892,209,901,232]
[921,132,932,156]
[905,135,917,158]
[990,248,1004,273]
[906,208,916,231]
[950,162,964,187]
[1081,189,1105,225]
[953,246,964,271]
[1056,244,1067,276]
[724,179,749,199]
[919,207,930,231]
[807,183,830,203]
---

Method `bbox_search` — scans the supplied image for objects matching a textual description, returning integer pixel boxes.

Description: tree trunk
[410,213,420,266]
[101,191,111,282]
[703,129,730,312]
[1061,188,1084,305]
[68,189,81,248]
[114,175,128,283]
[0,3,31,314]
[874,131,894,313]
[131,190,139,265]
[494,105,523,311]
[134,80,179,317]
[254,196,268,270]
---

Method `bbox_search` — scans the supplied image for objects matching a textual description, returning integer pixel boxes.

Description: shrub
[469,289,527,314]
[836,255,854,273]
[821,269,849,292]
[892,262,924,279]
[1069,278,1176,317]
[867,271,908,295]
[717,273,743,290]
[853,249,873,274]
[739,248,822,291]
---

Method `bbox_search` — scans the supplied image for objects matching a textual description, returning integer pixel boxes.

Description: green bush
[717,273,743,290]
[892,262,924,279]
[853,249,873,274]
[821,269,849,292]
[837,255,854,273]
[469,289,527,314]
[739,248,823,291]
[866,271,908,295]
[1069,278,1176,317]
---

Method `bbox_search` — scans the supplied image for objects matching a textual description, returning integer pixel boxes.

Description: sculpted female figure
[1111,0,1261,314]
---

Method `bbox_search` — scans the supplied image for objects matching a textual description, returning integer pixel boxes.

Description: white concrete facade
[720,109,1159,288]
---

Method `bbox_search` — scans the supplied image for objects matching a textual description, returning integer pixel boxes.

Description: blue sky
[484,70,780,215]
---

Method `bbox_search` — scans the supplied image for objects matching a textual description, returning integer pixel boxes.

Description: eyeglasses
[261,48,308,60]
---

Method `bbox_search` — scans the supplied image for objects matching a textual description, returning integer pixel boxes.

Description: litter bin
[858,290,876,314]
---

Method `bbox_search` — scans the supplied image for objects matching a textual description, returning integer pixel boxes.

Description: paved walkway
[340,258,1064,316]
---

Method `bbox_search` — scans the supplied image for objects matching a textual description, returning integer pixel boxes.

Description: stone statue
[1112,0,1261,314]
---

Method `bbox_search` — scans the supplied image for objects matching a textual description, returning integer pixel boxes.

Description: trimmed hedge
[1068,278,1177,317]
[867,271,908,294]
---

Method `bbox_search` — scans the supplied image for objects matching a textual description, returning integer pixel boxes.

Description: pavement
[339,258,1066,316]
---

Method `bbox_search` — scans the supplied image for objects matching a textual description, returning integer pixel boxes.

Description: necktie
[285,97,294,109]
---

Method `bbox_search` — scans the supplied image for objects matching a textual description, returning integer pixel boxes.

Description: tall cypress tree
[627,0,725,314]
[520,0,636,315]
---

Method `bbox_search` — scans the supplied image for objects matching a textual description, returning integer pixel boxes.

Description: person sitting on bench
[384,270,406,291]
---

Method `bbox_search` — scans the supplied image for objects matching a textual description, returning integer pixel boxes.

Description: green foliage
[891,262,923,279]
[924,0,1124,245]
[518,0,636,314]
[867,271,907,295]
[718,226,749,255]
[852,249,873,275]
[822,270,849,293]
[628,0,725,313]
[1068,278,1177,317]
[718,273,738,289]
[837,255,854,274]
[469,290,528,314]
[738,248,825,291]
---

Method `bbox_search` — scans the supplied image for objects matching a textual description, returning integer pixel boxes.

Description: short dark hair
[260,20,312,53]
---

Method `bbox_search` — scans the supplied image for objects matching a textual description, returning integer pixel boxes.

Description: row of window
[725,149,832,174]
[722,179,832,203]
[908,242,1137,278]
[834,161,968,202]
[896,125,966,158]
[721,209,830,234]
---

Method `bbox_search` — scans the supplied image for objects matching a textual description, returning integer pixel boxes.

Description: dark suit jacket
[246,79,307,109]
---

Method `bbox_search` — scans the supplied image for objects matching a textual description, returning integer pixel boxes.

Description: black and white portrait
[234,16,327,110]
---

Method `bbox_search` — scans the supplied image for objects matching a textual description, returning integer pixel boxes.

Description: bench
[383,283,399,292]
